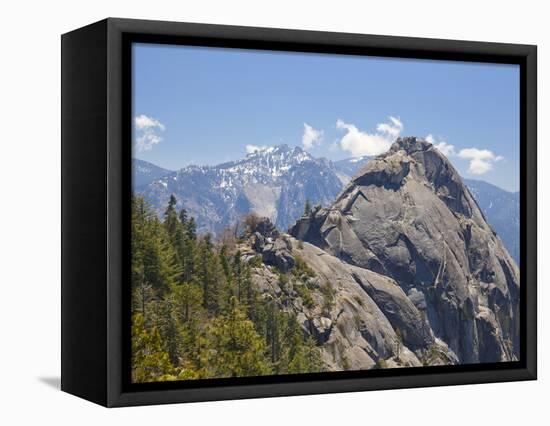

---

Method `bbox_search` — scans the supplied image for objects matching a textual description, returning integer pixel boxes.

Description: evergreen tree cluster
[131,194,324,383]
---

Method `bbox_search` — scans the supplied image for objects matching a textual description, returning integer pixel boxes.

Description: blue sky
[133,43,520,191]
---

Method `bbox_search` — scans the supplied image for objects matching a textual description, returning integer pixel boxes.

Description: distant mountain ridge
[132,159,172,188]
[332,155,373,183]
[463,179,519,264]
[133,146,519,264]
[134,145,342,235]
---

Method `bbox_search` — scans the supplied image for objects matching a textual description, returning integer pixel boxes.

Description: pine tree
[282,313,304,366]
[131,195,180,313]
[179,319,208,377]
[157,293,180,365]
[186,217,197,240]
[217,244,235,312]
[206,298,272,378]
[165,194,177,215]
[131,313,175,382]
[304,198,312,215]
[131,280,155,322]
[130,193,329,381]
[240,264,256,316]
[233,250,243,302]
[131,196,154,314]
[197,235,212,309]
[266,302,281,365]
[179,208,188,226]
[219,244,233,283]
[171,281,203,324]
[288,336,324,374]
[197,234,226,314]
[164,194,179,242]
[143,219,182,293]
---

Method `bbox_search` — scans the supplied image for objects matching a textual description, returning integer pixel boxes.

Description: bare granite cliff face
[239,234,458,370]
[288,137,520,364]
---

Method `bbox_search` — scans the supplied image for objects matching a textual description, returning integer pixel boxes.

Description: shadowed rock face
[290,137,520,363]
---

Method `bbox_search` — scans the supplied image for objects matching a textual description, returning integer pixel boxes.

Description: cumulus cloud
[458,148,504,175]
[435,142,456,157]
[426,134,456,157]
[302,123,324,150]
[134,114,165,152]
[135,114,165,131]
[336,116,402,157]
[245,144,268,154]
[376,116,403,139]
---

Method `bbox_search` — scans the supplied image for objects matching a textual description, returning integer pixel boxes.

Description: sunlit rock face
[290,137,520,364]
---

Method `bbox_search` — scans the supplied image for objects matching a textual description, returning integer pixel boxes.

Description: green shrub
[292,255,315,279]
[278,272,289,286]
[320,281,335,314]
[248,255,263,268]
[295,283,314,309]
[375,359,387,369]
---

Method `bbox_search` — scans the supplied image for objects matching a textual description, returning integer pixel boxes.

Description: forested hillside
[131,138,520,382]
[131,194,324,382]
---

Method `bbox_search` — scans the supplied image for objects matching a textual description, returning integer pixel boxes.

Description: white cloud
[134,114,165,152]
[426,134,502,174]
[376,116,403,139]
[136,132,162,152]
[135,114,165,131]
[302,123,324,150]
[336,116,402,157]
[435,142,456,157]
[458,148,504,175]
[426,134,456,157]
[245,144,268,154]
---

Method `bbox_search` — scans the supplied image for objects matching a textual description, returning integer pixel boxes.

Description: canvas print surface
[131,43,520,383]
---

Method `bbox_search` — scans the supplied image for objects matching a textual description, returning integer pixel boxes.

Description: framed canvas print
[61,18,537,407]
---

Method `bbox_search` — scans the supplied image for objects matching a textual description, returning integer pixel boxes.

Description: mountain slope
[133,159,172,188]
[464,179,520,264]
[290,137,520,363]
[137,145,343,235]
[333,156,372,183]
[241,232,457,370]
[334,156,520,265]
[135,149,519,265]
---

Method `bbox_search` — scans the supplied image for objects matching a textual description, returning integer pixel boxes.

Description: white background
[1,0,546,424]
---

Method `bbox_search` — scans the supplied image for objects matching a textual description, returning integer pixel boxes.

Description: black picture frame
[61,17,537,407]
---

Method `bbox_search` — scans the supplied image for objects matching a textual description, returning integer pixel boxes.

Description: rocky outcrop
[248,236,457,370]
[261,237,295,273]
[134,151,520,262]
[248,218,295,272]
[290,137,520,364]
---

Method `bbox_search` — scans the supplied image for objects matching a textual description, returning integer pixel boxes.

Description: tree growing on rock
[304,198,312,216]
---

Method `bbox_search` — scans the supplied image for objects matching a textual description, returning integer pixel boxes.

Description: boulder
[262,238,295,272]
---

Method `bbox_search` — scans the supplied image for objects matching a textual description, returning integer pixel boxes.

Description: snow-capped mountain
[136,145,343,235]
[134,146,520,264]
[133,159,172,188]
